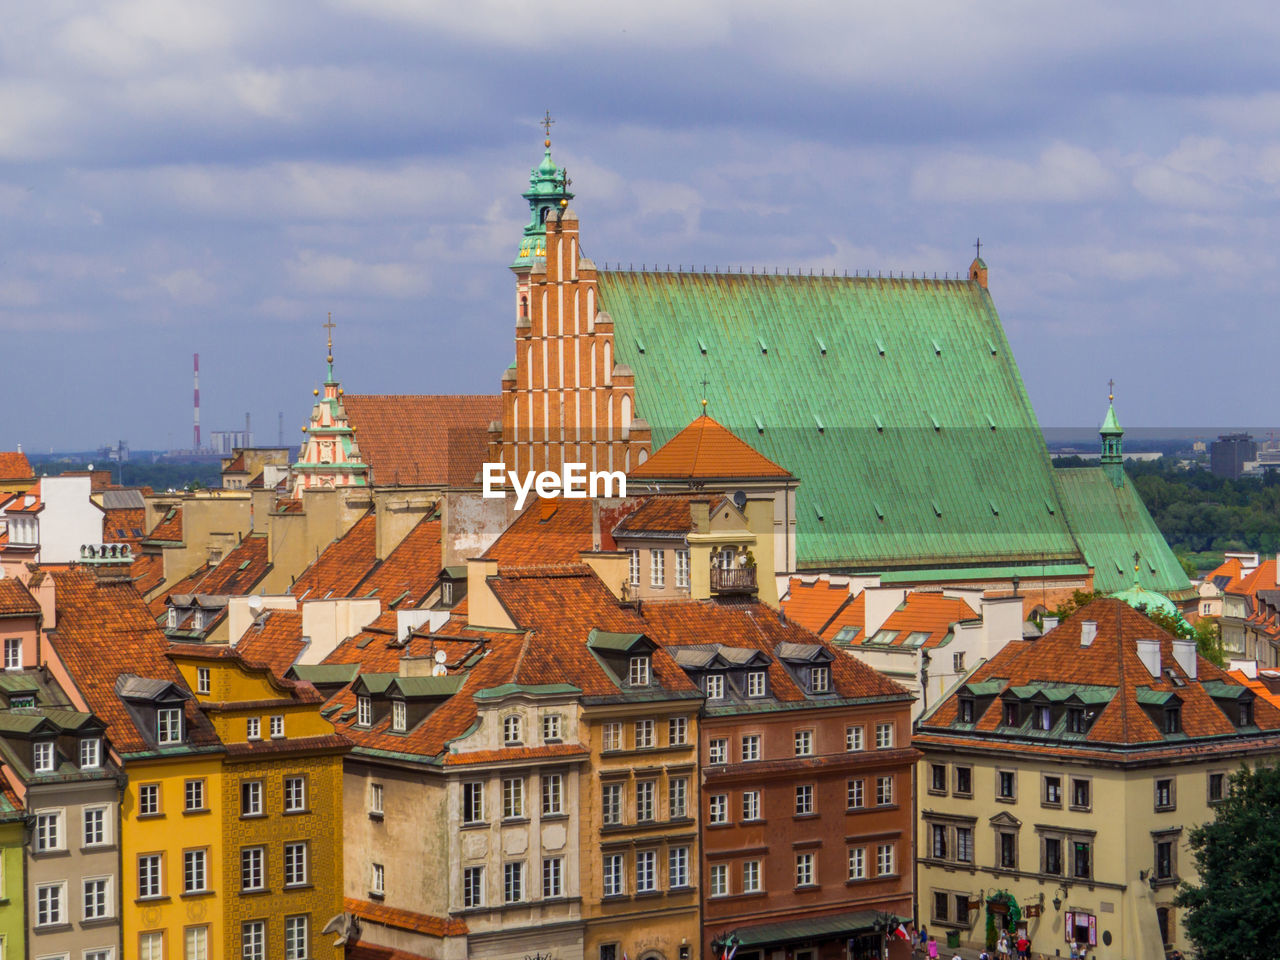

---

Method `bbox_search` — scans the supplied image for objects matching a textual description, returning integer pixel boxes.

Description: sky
[3,1,1280,452]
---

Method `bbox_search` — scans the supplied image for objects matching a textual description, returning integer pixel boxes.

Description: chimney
[1135,638,1162,678]
[1043,616,1060,633]
[1080,620,1097,647]
[1229,658,1258,679]
[1171,639,1197,679]
[80,543,135,583]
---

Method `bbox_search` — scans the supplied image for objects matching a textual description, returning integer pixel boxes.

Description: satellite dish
[434,650,448,664]
[247,596,265,614]
[432,663,448,677]
[732,490,747,510]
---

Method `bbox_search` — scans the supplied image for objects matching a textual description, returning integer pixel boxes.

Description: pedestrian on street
[997,931,1011,960]
[927,936,939,960]
[1015,934,1030,960]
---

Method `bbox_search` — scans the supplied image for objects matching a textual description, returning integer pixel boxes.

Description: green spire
[513,113,573,269]
[1100,382,1124,487]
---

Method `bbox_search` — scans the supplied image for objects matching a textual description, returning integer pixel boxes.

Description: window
[502,777,524,819]
[742,790,761,821]
[83,876,110,919]
[1044,775,1062,806]
[241,780,263,817]
[931,823,947,858]
[140,932,165,960]
[356,696,372,727]
[83,805,107,845]
[247,717,261,740]
[1066,707,1086,733]
[268,715,285,739]
[669,846,689,887]
[139,782,160,816]
[629,655,652,686]
[959,699,974,722]
[371,862,385,896]
[746,670,766,697]
[930,763,947,792]
[36,881,64,925]
[542,773,563,815]
[668,716,688,745]
[709,793,728,824]
[795,784,814,815]
[284,776,306,812]
[503,714,522,744]
[185,926,209,960]
[543,856,564,898]
[1209,772,1226,803]
[284,915,309,960]
[628,549,640,587]
[3,637,21,669]
[463,782,485,823]
[708,737,727,764]
[1003,702,1019,726]
[1034,705,1052,730]
[80,737,102,769]
[1071,778,1091,810]
[1155,778,1175,811]
[675,549,690,588]
[34,740,54,772]
[463,866,484,907]
[933,890,950,922]
[242,921,265,960]
[636,849,657,892]
[9,693,32,708]
[956,826,973,863]
[602,721,623,752]
[997,770,1016,800]
[185,779,205,812]
[999,831,1017,869]
[810,665,830,693]
[954,766,972,796]
[875,722,894,748]
[847,778,865,808]
[1165,707,1181,733]
[603,854,625,896]
[1240,700,1254,727]
[184,849,208,893]
[953,651,966,672]
[602,783,623,825]
[138,854,163,898]
[650,549,665,587]
[369,782,384,816]
[391,700,406,732]
[542,713,562,742]
[196,666,210,694]
[794,730,813,756]
[158,707,183,744]
[1043,837,1063,875]
[741,734,761,761]
[876,775,894,805]
[284,842,309,886]
[1155,839,1175,880]
[795,852,815,887]
[743,859,762,892]
[705,674,725,700]
[848,846,866,880]
[635,719,655,749]
[877,843,896,875]
[846,725,864,751]
[1071,839,1091,879]
[241,847,265,891]
[636,780,656,822]
[670,777,688,818]
[35,810,62,851]
[709,863,728,896]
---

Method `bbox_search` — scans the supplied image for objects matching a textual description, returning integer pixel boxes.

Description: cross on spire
[974,236,982,259]
[324,312,336,352]
[1108,378,1115,403]
[541,109,555,139]
[699,375,710,410]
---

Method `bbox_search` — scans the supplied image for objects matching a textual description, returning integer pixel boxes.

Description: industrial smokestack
[193,353,201,451]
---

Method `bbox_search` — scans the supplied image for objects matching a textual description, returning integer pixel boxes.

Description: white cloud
[286,249,431,298]
[910,142,1115,204]
[153,268,217,304]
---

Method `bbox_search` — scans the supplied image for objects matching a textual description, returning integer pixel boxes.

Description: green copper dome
[512,140,573,269]
[1101,401,1122,436]
[1111,575,1189,633]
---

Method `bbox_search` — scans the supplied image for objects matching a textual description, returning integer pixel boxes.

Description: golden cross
[541,110,555,138]
[324,312,336,351]
[1108,378,1115,402]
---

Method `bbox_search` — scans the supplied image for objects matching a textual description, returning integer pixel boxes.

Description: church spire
[1100,379,1124,487]
[290,315,368,498]
[512,111,574,270]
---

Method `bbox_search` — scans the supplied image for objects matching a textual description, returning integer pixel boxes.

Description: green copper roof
[1053,466,1191,596]
[1100,402,1122,436]
[513,143,573,268]
[600,270,1082,571]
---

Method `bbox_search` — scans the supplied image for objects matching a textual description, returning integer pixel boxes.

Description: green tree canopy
[1175,763,1280,960]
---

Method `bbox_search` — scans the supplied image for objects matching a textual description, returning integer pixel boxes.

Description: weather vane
[541,109,555,139]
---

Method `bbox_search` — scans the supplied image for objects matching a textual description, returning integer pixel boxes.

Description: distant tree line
[28,458,223,493]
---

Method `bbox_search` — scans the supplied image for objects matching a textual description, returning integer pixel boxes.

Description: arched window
[520,295,528,320]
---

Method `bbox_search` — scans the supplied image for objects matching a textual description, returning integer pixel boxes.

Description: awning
[732,910,908,948]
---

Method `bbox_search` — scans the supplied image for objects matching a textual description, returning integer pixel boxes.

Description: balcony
[711,565,757,595]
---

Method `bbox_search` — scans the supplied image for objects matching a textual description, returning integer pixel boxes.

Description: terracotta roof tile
[145,506,183,543]
[290,513,376,599]
[343,395,501,487]
[175,533,271,598]
[629,414,793,480]
[481,499,600,567]
[149,561,211,616]
[352,517,443,608]
[781,578,855,635]
[866,591,978,649]
[223,453,247,473]
[233,610,306,678]
[613,494,720,535]
[1234,558,1277,597]
[344,897,467,937]
[0,578,40,618]
[0,453,32,481]
[102,507,146,546]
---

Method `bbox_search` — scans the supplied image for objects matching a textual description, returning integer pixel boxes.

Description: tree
[1175,763,1280,960]
[1047,590,1104,624]
[1130,604,1228,667]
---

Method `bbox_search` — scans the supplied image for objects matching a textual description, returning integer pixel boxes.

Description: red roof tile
[343,395,501,487]
[352,517,443,608]
[234,610,306,678]
[344,898,467,937]
[866,591,978,649]
[481,499,599,567]
[630,414,793,480]
[0,453,32,481]
[290,513,376,599]
[102,507,146,546]
[146,506,183,543]
[612,494,721,536]
[172,533,271,598]
[0,578,40,618]
[781,578,856,635]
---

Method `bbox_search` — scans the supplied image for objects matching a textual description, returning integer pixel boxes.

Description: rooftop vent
[1080,620,1097,647]
[1171,639,1197,680]
[1135,638,1161,678]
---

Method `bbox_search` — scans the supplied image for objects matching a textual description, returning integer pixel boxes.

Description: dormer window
[628,655,651,687]
[810,666,831,694]
[1003,702,1019,726]
[167,608,177,629]
[1034,705,1052,731]
[356,696,372,728]
[1067,707,1087,734]
[33,740,55,772]
[704,674,725,700]
[10,694,34,709]
[503,715,523,745]
[157,707,184,744]
[958,699,975,723]
[1239,701,1253,727]
[746,671,766,698]
[79,737,101,769]
[441,580,455,607]
[392,700,407,733]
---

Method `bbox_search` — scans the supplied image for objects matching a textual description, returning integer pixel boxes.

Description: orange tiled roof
[613,494,721,536]
[4,482,41,515]
[45,568,220,755]
[223,453,247,473]
[102,507,146,546]
[234,610,306,678]
[781,578,855,634]
[149,561,211,616]
[167,533,271,601]
[352,517,443,608]
[1228,669,1280,711]
[343,395,501,487]
[482,499,599,568]
[0,578,40,618]
[1233,558,1276,598]
[146,506,183,543]
[0,452,32,481]
[630,414,793,481]
[1204,557,1244,593]
[865,591,979,649]
[344,897,467,937]
[290,513,376,599]
[922,598,1280,749]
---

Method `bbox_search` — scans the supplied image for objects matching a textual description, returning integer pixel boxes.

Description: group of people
[909,926,1048,960]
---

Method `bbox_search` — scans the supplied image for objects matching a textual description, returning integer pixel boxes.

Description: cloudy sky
[3,0,1279,452]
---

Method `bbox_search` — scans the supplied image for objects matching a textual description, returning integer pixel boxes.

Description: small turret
[290,316,369,498]
[512,112,574,271]
[1100,383,1124,488]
